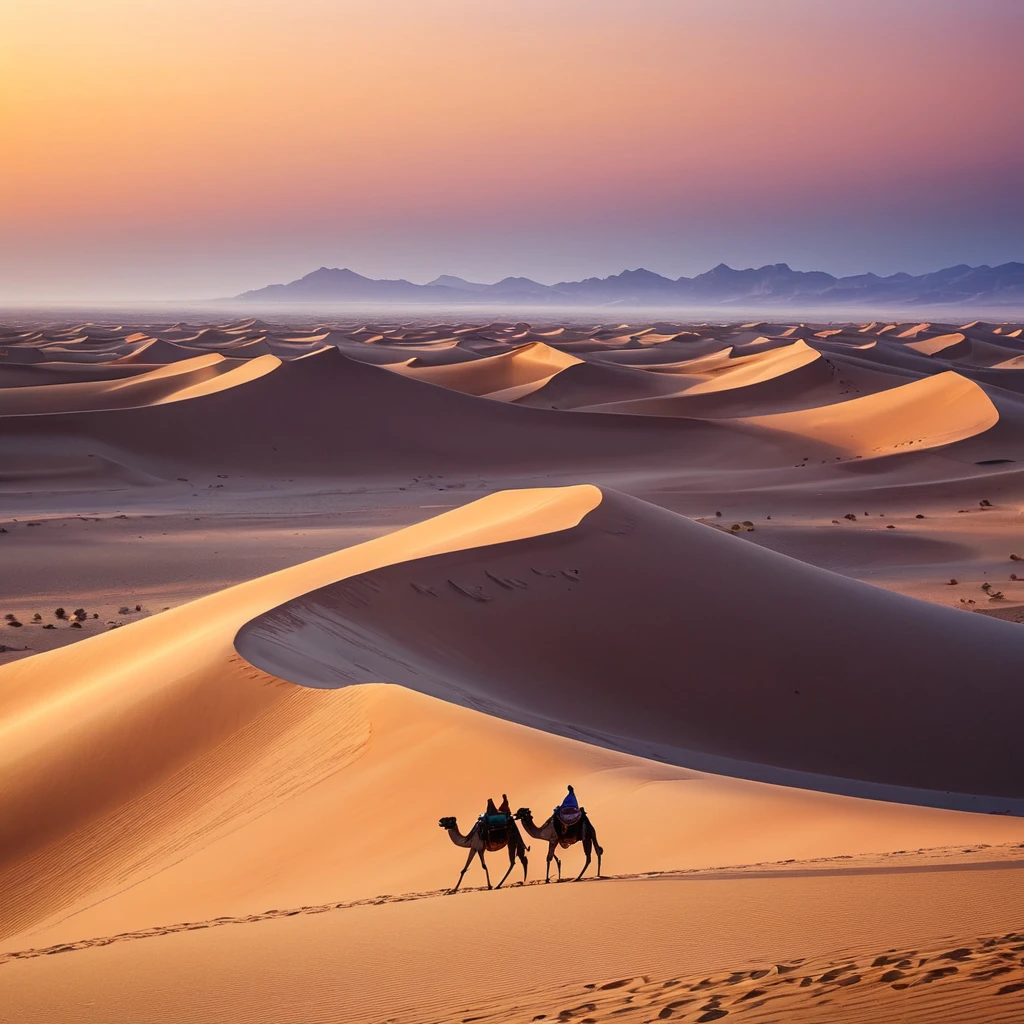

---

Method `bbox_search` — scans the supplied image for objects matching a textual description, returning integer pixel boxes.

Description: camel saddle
[553,805,584,846]
[478,813,510,851]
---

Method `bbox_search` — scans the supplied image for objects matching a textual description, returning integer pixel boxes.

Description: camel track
[4,843,1023,969]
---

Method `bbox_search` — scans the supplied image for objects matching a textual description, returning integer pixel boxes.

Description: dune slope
[5,486,1023,955]
[238,486,1024,805]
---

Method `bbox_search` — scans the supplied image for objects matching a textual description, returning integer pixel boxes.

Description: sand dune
[740,370,1000,457]
[0,353,269,416]
[1,346,811,486]
[237,485,1024,804]
[5,486,1024,956]
[387,341,581,398]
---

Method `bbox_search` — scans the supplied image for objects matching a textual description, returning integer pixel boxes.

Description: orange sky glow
[1,0,1021,300]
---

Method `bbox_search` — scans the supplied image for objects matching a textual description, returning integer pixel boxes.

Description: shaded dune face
[0,346,808,480]
[237,486,1024,805]
[2,316,1022,495]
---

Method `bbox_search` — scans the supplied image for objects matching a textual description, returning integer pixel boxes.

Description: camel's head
[438,816,457,830]
[514,807,532,821]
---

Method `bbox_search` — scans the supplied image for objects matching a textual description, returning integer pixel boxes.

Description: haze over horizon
[3,0,1023,302]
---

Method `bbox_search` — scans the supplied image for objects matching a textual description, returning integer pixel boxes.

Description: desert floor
[2,315,1023,1022]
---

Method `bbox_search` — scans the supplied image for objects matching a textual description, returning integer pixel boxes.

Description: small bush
[55,607,67,620]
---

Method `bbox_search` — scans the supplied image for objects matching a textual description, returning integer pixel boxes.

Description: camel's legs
[575,837,592,881]
[519,844,529,883]
[495,845,517,889]
[478,849,493,889]
[545,841,561,883]
[590,825,604,877]
[452,847,476,892]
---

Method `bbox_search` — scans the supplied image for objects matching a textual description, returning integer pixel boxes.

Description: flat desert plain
[2,315,1024,1023]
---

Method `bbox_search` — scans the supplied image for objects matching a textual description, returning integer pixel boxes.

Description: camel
[514,801,603,882]
[438,795,529,892]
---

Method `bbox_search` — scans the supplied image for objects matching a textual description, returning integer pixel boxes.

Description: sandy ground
[2,315,1024,1021]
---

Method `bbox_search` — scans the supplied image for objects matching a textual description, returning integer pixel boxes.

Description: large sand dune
[236,486,1024,804]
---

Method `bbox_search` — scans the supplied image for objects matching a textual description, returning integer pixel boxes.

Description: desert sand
[2,316,1024,1022]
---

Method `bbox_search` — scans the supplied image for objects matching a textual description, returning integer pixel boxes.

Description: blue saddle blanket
[556,807,582,826]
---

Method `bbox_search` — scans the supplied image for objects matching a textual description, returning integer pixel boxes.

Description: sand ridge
[3,316,1023,502]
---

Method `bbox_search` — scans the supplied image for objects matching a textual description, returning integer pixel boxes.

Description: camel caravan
[438,785,603,891]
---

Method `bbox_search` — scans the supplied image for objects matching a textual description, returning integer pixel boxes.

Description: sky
[1,0,1022,301]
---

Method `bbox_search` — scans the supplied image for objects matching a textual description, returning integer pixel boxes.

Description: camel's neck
[518,815,551,840]
[446,823,474,848]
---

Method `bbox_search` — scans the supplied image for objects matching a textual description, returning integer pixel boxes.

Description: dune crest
[739,370,999,456]
[238,485,1024,805]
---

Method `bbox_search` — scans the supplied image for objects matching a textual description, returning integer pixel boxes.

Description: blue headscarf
[561,784,578,809]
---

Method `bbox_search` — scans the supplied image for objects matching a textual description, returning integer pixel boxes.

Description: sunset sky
[2,0,1022,301]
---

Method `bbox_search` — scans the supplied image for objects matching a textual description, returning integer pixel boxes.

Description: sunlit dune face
[1,0,1022,297]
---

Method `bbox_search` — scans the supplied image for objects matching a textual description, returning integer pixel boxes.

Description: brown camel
[514,803,603,882]
[438,795,529,892]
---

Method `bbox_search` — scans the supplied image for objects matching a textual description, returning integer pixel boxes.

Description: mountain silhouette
[236,262,1024,309]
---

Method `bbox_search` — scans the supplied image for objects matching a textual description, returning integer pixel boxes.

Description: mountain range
[235,262,1024,310]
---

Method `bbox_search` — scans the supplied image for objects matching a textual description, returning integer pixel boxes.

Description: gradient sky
[2,0,1023,301]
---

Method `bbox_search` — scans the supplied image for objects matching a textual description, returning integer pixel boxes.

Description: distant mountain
[235,261,1024,309]
[425,274,488,292]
